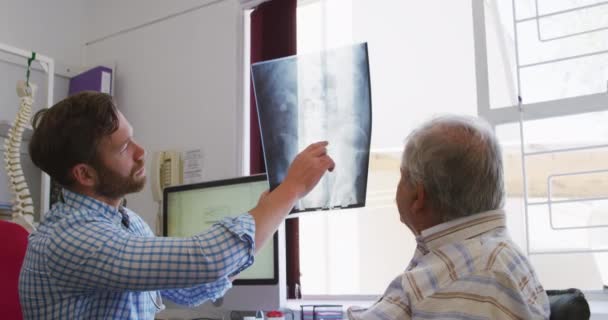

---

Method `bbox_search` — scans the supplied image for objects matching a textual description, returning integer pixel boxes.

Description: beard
[93,161,146,199]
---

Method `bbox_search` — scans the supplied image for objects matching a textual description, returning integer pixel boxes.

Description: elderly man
[349,115,550,319]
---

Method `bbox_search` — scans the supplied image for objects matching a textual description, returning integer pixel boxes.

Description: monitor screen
[163,174,277,285]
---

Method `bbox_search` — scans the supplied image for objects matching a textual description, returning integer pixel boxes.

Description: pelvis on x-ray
[252,43,372,214]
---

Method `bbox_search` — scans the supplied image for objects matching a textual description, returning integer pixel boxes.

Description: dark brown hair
[29,91,119,187]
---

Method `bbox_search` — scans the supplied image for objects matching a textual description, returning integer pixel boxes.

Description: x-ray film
[251,43,372,214]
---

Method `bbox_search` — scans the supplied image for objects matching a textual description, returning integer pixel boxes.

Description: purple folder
[68,66,112,96]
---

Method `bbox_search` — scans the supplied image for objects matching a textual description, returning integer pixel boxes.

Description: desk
[157,294,608,320]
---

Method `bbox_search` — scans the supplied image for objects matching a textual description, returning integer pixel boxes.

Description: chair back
[0,220,29,320]
[547,288,591,320]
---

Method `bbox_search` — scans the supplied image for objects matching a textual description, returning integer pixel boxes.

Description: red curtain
[250,0,301,299]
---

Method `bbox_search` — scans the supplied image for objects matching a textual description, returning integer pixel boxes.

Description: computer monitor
[162,174,284,313]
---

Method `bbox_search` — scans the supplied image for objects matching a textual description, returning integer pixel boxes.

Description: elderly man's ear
[406,183,431,234]
[411,183,425,214]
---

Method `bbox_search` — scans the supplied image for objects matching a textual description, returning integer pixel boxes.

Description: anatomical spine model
[3,80,37,232]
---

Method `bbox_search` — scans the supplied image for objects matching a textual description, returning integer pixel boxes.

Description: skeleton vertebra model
[3,80,37,232]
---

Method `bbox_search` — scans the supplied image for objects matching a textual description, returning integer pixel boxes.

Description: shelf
[0,120,33,141]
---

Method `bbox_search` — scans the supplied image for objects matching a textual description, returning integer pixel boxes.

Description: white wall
[1,0,84,124]
[1,0,84,65]
[83,0,243,229]
[83,0,216,43]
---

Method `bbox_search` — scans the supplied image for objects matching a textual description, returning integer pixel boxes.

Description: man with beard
[19,91,335,319]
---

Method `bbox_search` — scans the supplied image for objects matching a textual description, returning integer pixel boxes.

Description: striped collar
[418,209,506,251]
[62,189,124,225]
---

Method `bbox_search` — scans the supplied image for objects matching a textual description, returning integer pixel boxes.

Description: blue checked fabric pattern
[19,189,255,319]
[348,210,551,320]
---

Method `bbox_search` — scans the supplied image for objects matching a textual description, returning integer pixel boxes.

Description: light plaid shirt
[19,189,255,319]
[348,210,550,320]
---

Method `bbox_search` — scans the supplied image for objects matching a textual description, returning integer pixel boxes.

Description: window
[299,151,411,295]
[479,0,608,118]
[476,0,608,290]
[244,0,608,297]
[297,0,478,296]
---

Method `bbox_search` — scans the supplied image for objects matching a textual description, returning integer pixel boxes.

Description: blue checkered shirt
[19,189,255,319]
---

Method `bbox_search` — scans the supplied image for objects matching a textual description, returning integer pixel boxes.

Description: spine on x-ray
[3,81,36,232]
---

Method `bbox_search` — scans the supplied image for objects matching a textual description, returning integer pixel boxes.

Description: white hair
[401,115,504,222]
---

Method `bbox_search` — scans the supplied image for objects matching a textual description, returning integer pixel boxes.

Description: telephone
[152,151,182,202]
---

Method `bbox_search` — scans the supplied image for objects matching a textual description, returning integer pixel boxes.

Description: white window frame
[472,0,608,258]
[472,0,608,126]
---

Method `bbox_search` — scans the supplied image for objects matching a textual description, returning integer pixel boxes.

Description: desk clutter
[229,309,295,320]
[300,305,343,320]
[156,306,344,320]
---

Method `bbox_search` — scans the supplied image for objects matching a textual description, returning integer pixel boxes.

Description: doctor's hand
[281,141,335,199]
[249,142,334,253]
